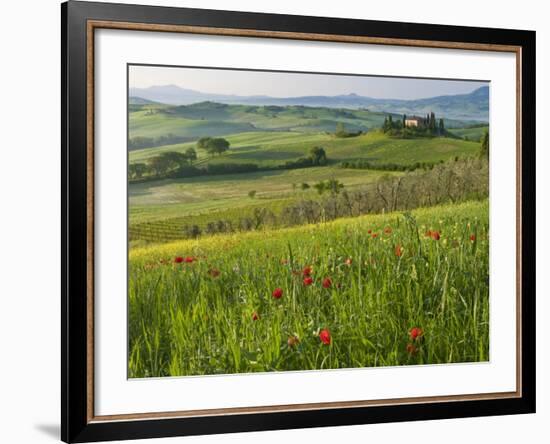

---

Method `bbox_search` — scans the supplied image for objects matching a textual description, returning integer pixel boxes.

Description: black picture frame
[61,1,536,442]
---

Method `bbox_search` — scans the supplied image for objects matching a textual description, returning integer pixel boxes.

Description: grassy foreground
[128,200,489,378]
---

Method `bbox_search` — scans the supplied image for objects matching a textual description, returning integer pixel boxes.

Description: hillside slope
[129,85,489,121]
[129,130,480,168]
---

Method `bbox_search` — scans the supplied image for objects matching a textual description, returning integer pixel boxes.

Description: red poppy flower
[406,343,417,355]
[371,233,378,239]
[345,258,353,266]
[272,287,283,299]
[425,230,433,238]
[470,234,476,241]
[208,268,221,278]
[409,327,423,340]
[395,244,403,257]
[251,311,259,321]
[319,329,331,345]
[184,256,195,263]
[384,227,392,234]
[431,231,441,241]
[303,276,314,286]
[322,277,332,289]
[174,256,184,263]
[302,266,313,277]
[367,229,372,234]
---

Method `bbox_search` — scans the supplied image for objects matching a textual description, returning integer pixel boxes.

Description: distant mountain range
[129,85,489,121]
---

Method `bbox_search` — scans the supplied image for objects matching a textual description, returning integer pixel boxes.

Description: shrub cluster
[280,158,487,226]
[168,163,260,178]
[181,208,277,238]
[340,160,440,172]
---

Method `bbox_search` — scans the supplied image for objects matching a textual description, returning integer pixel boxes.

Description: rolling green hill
[129,130,480,169]
[129,84,490,121]
[129,103,381,138]
[448,125,489,142]
[129,101,479,144]
[129,111,257,139]
[129,101,484,247]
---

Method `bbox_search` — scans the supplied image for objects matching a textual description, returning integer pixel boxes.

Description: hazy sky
[129,65,487,100]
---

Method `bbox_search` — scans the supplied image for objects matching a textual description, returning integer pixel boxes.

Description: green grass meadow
[129,201,489,377]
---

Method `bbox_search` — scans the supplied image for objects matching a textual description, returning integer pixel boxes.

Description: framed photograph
[61,1,536,442]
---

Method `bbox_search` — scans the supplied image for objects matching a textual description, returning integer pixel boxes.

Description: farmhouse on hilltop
[404,115,428,128]
[383,111,444,135]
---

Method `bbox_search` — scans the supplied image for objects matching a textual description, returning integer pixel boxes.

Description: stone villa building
[404,115,428,128]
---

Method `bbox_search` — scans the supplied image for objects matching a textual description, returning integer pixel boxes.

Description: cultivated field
[129,167,396,225]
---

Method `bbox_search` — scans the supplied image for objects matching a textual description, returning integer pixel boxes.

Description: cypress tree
[430,112,436,131]
[479,130,489,158]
